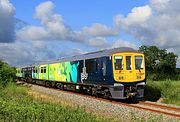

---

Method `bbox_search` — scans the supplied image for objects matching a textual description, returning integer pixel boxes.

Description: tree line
[139,45,179,80]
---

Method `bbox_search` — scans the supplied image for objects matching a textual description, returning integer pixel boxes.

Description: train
[16,47,146,100]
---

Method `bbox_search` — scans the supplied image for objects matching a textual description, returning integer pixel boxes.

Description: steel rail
[139,102,180,112]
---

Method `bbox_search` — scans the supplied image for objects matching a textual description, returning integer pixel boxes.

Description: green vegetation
[0,60,16,87]
[0,61,109,122]
[139,46,180,105]
[0,83,109,122]
[145,80,180,105]
[139,45,178,81]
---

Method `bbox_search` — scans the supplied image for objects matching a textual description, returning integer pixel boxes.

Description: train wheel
[104,89,112,99]
[51,81,56,88]
[45,81,50,87]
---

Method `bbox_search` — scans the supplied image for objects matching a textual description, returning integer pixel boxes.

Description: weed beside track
[0,83,109,122]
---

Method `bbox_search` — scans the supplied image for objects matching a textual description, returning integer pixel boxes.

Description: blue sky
[11,0,147,46]
[0,0,180,67]
[12,0,148,26]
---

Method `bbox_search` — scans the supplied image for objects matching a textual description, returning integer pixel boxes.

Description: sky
[0,0,180,67]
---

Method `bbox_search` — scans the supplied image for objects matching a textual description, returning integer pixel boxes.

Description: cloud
[16,1,118,43]
[114,5,152,27]
[0,41,57,66]
[3,0,180,67]
[16,1,84,42]
[58,48,87,58]
[17,26,49,41]
[113,0,180,66]
[0,0,15,43]
[112,39,137,49]
[114,0,180,48]
[82,23,118,37]
[86,37,137,50]
[87,37,109,48]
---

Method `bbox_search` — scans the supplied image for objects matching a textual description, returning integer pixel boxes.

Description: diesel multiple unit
[16,47,146,99]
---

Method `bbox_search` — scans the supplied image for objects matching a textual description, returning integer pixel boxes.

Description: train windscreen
[135,56,143,69]
[114,56,123,70]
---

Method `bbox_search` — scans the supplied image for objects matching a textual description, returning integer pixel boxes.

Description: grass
[0,81,179,122]
[145,80,180,105]
[0,83,109,122]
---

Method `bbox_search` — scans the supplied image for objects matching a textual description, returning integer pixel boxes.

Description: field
[145,80,180,105]
[0,83,109,122]
[0,81,179,122]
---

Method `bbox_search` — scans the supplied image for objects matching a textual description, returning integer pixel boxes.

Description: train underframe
[19,77,145,100]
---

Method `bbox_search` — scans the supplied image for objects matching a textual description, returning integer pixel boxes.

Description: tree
[139,45,178,80]
[0,60,16,87]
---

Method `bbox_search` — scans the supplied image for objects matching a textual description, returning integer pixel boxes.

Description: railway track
[18,81,180,118]
[129,102,180,118]
[139,102,180,112]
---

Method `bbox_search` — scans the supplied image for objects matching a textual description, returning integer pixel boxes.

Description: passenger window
[126,56,132,70]
[44,67,46,73]
[114,56,123,70]
[41,67,43,73]
[86,59,97,73]
[135,56,143,69]
[34,67,38,73]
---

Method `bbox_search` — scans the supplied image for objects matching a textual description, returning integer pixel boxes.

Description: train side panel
[83,57,114,85]
[48,61,83,83]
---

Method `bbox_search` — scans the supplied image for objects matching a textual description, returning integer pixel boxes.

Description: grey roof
[31,47,137,66]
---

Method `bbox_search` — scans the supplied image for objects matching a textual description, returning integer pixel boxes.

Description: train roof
[31,47,137,66]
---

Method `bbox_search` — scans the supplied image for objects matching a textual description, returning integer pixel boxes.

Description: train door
[85,58,99,83]
[124,55,134,81]
[39,64,49,80]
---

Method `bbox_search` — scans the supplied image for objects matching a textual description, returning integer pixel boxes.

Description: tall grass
[145,80,180,105]
[0,61,16,87]
[0,83,109,122]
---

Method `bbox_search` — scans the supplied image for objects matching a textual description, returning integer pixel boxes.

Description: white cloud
[17,26,49,40]
[87,37,137,50]
[82,23,118,37]
[112,39,137,49]
[3,0,180,67]
[16,1,83,42]
[113,0,180,66]
[0,0,15,42]
[0,40,57,66]
[114,5,152,26]
[17,1,118,43]
[150,0,170,12]
[87,37,109,48]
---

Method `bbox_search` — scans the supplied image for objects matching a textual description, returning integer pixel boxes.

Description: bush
[144,81,161,101]
[145,80,180,105]
[0,61,16,87]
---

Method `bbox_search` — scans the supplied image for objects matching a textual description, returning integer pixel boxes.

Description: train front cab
[110,52,146,99]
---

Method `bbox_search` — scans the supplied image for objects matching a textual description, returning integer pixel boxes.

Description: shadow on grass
[144,85,161,102]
